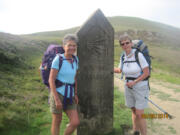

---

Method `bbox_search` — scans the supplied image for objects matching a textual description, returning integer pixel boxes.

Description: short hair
[118,34,132,45]
[63,34,78,45]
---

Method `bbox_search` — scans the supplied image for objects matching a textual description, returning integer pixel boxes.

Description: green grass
[0,54,47,134]
[173,88,180,93]
[111,88,132,135]
[0,40,52,134]
[151,71,180,85]
[151,88,180,102]
[168,126,176,134]
[147,122,177,135]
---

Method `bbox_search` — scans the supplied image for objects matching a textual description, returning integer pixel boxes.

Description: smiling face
[63,40,77,55]
[120,39,133,53]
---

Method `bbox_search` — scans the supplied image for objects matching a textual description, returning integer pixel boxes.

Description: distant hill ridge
[0,16,180,73]
[21,16,180,48]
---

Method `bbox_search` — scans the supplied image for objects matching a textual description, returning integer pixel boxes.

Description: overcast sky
[0,0,180,35]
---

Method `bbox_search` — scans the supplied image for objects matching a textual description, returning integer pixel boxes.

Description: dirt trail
[114,74,180,135]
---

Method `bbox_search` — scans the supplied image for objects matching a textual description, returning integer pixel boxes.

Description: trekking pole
[131,88,174,119]
[114,74,174,119]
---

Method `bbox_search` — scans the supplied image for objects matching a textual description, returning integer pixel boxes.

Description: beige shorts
[50,92,77,114]
[124,80,149,110]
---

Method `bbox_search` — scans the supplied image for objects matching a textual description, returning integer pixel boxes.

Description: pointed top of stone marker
[76,9,114,37]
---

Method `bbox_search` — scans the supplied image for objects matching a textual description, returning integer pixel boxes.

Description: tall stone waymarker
[76,9,114,135]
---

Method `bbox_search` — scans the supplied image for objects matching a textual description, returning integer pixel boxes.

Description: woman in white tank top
[114,35,149,135]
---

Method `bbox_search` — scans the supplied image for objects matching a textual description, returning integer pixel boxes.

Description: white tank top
[119,49,149,78]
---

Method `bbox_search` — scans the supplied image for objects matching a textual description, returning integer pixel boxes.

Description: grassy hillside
[22,16,180,76]
[0,32,50,69]
[108,16,180,48]
[0,32,51,134]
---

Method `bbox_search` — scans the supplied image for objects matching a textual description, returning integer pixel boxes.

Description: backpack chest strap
[123,60,137,64]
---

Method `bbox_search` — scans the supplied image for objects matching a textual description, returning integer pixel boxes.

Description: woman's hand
[126,67,149,89]
[49,69,62,109]
[55,97,63,110]
[114,68,122,73]
[126,81,136,88]
[75,94,79,104]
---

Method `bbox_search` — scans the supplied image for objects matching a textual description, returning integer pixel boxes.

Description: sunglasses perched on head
[120,41,130,46]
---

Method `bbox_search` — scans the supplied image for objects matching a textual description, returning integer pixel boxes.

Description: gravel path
[114,74,180,135]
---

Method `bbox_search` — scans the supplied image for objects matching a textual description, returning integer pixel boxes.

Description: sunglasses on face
[120,41,130,46]
[68,44,77,48]
[66,44,77,48]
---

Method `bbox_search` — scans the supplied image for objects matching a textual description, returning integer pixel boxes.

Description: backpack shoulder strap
[121,53,125,64]
[120,53,125,80]
[135,49,150,83]
[135,50,142,70]
[72,55,78,70]
[58,54,64,72]
[72,55,78,64]
[58,54,78,71]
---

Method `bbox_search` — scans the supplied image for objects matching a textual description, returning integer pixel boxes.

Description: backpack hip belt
[55,79,75,109]
[125,77,148,81]
[125,77,150,90]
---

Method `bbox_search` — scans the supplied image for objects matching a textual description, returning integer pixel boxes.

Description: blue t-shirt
[51,54,79,98]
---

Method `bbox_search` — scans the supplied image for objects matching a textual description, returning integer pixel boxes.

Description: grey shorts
[124,80,149,110]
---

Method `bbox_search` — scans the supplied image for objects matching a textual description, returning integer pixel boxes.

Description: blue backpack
[40,44,77,87]
[121,40,151,80]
